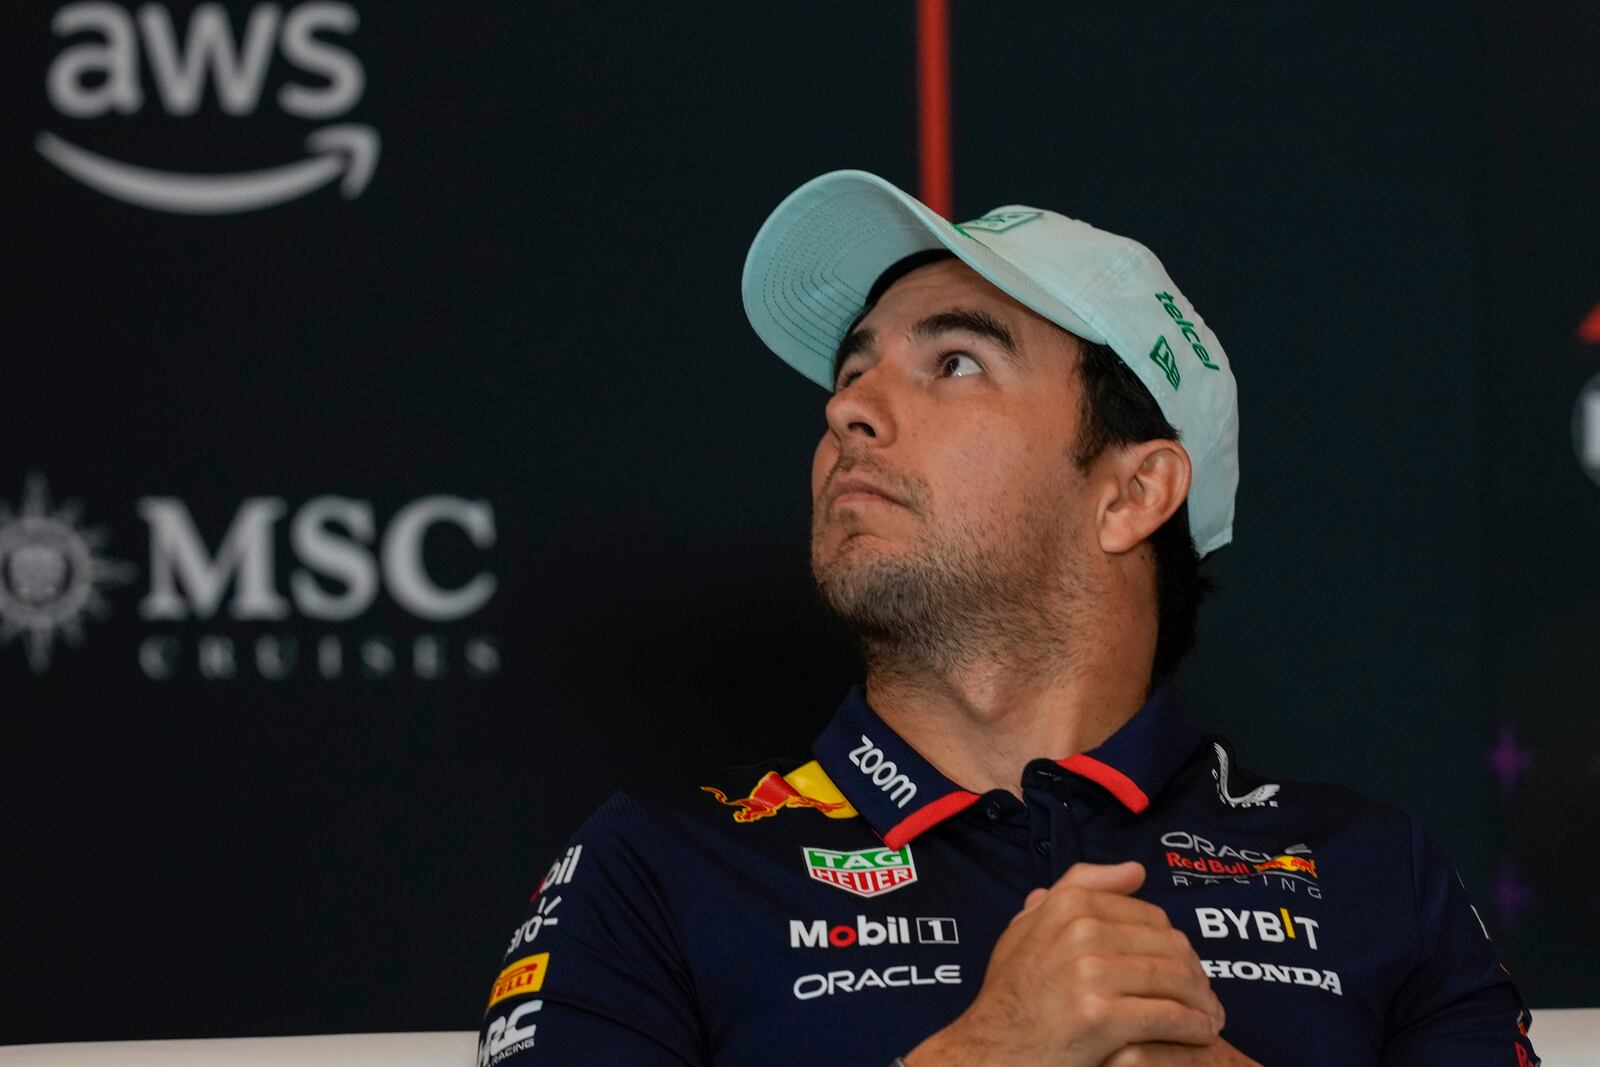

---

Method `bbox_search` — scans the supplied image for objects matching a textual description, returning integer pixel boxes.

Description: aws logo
[38,2,377,214]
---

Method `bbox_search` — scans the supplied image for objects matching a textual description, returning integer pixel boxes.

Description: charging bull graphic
[702,770,851,824]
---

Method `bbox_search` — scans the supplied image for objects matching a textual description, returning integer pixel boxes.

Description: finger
[1055,920,1206,971]
[1103,994,1222,1050]
[1037,881,1174,930]
[1100,1041,1204,1067]
[1057,860,1146,895]
[1022,887,1048,913]
[1073,954,1226,1027]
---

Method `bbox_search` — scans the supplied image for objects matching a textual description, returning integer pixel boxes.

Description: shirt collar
[812,684,1202,850]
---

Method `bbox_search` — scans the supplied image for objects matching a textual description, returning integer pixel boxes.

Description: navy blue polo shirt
[477,687,1540,1065]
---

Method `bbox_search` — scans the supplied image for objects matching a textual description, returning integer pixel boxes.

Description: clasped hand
[905,861,1260,1067]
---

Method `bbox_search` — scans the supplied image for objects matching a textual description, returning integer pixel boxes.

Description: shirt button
[983,801,1003,822]
[1034,839,1052,855]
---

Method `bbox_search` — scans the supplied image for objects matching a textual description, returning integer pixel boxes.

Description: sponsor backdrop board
[0,0,1590,1045]
[1482,0,1600,1010]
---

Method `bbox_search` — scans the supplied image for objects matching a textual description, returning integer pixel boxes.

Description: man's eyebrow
[832,307,1025,384]
[909,308,1023,366]
[832,326,875,385]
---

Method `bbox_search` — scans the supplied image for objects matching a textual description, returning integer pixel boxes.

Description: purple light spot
[1492,864,1534,928]
[1487,723,1534,795]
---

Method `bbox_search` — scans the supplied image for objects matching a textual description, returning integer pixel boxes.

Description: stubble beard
[811,492,1087,679]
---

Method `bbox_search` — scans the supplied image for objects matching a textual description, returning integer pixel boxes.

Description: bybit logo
[39,2,378,214]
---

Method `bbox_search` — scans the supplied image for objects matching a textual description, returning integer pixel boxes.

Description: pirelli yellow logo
[487,952,549,1010]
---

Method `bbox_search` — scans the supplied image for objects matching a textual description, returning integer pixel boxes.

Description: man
[478,171,1539,1065]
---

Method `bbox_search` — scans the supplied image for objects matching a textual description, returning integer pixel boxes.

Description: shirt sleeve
[1380,817,1540,1066]
[476,791,706,1066]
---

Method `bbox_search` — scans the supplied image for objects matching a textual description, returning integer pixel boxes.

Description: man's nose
[823,366,897,447]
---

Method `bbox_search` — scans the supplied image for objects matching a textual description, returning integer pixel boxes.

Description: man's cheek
[811,435,836,485]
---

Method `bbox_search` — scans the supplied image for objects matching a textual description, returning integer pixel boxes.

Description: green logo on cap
[1149,336,1181,389]
[1154,292,1220,372]
[956,210,1041,234]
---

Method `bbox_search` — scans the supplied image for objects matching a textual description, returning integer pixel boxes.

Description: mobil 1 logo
[39,2,378,213]
[789,915,959,949]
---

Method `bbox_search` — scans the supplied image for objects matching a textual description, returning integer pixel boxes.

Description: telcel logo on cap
[1153,291,1222,385]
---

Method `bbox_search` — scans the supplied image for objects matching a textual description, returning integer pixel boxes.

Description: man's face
[810,257,1097,652]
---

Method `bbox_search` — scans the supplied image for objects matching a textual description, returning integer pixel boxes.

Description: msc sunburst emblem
[0,474,136,674]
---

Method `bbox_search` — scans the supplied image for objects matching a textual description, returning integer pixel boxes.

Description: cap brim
[742,170,1101,390]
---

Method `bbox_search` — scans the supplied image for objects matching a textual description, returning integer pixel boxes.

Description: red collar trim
[1056,754,1150,813]
[878,755,1150,849]
[881,790,980,850]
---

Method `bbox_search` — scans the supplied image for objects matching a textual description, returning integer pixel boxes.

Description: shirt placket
[1022,759,1084,884]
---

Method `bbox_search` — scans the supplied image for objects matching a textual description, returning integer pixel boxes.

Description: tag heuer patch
[803,845,917,898]
[956,210,1041,233]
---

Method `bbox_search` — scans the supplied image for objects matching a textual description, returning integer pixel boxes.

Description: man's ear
[1095,439,1192,555]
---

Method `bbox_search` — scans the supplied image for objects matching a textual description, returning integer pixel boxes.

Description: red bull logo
[1161,831,1324,898]
[702,771,851,824]
[1253,854,1319,879]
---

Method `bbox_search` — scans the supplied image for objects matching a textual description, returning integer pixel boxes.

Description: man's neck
[861,618,1154,799]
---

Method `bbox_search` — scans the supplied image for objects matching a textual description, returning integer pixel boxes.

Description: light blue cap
[741,169,1238,556]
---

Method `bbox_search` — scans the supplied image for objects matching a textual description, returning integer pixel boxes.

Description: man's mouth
[826,476,906,511]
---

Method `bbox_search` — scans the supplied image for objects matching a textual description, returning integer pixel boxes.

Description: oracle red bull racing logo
[1162,830,1323,899]
[702,770,851,824]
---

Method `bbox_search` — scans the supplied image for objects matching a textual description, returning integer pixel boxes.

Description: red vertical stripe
[1579,300,1600,344]
[916,0,953,217]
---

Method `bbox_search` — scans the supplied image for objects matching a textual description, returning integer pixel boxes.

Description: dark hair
[837,249,1212,682]
[1071,340,1212,681]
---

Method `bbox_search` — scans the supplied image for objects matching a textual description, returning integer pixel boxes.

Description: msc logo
[0,474,501,681]
[39,2,378,214]
[138,494,496,623]
[0,474,136,673]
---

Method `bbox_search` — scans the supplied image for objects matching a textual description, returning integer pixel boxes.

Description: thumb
[1056,860,1146,895]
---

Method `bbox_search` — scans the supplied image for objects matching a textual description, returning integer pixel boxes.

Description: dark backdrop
[0,0,1592,1045]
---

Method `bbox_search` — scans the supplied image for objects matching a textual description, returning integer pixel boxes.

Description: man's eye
[834,369,861,391]
[939,352,983,378]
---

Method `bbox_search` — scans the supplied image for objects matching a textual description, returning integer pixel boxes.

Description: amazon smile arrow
[36,124,381,215]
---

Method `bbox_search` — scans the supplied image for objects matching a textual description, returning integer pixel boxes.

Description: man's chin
[816,527,909,560]
[814,550,931,619]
